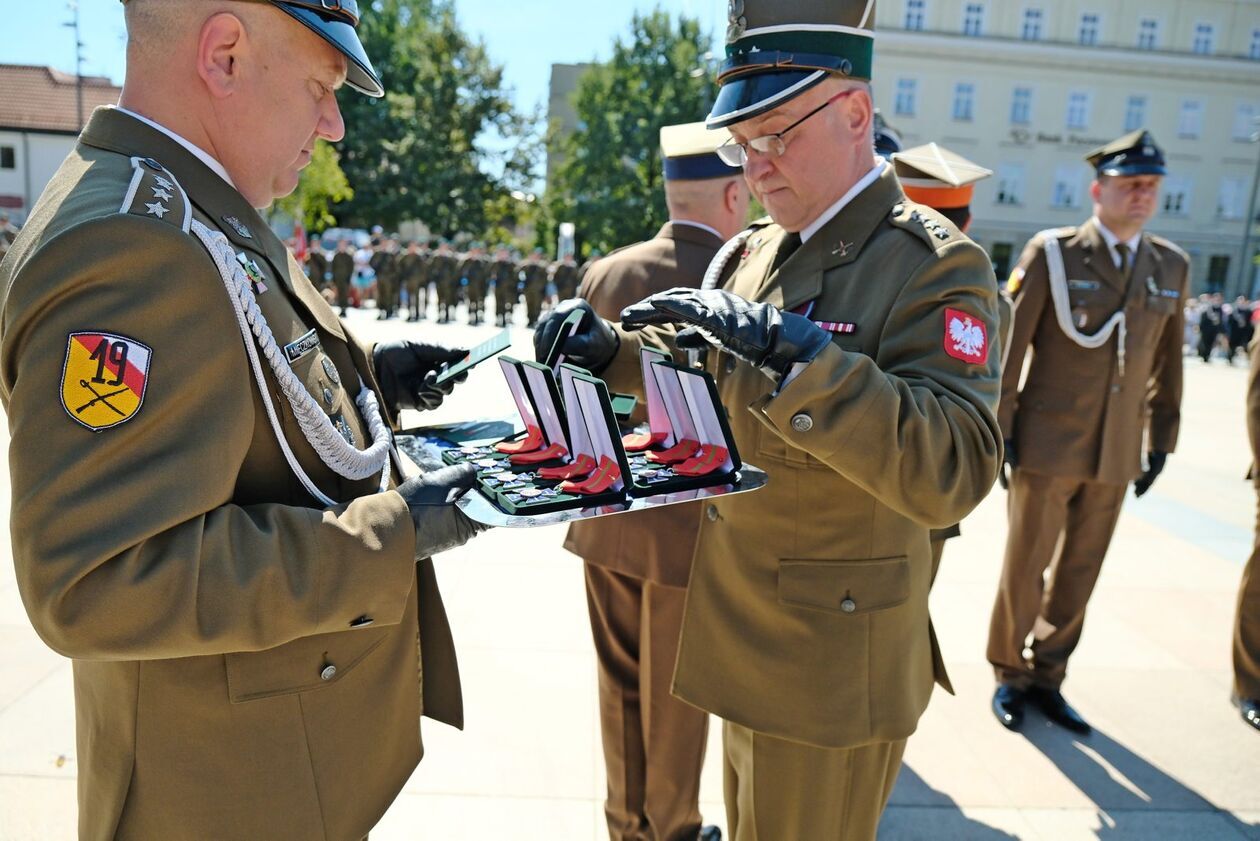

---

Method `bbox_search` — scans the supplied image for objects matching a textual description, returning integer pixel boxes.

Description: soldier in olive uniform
[539,2,1003,836]
[549,252,581,303]
[331,237,355,314]
[305,234,329,287]
[490,245,519,327]
[398,239,428,321]
[459,242,490,326]
[0,2,486,837]
[371,235,402,319]
[520,247,550,327]
[564,122,747,841]
[987,130,1188,735]
[1238,338,1260,733]
[430,239,459,323]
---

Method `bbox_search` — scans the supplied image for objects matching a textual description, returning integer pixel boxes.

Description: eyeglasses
[716,89,859,167]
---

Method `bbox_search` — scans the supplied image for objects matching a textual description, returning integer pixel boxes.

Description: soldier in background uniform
[520,247,550,327]
[988,130,1188,735]
[891,143,997,584]
[550,252,580,303]
[490,245,518,327]
[564,121,747,841]
[460,242,490,325]
[399,239,428,321]
[0,1,485,837]
[371,235,402,319]
[305,233,328,287]
[430,239,459,323]
[1238,338,1260,732]
[331,237,355,314]
[538,2,1003,835]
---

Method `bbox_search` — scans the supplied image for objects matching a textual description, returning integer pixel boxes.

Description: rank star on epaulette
[145,202,169,219]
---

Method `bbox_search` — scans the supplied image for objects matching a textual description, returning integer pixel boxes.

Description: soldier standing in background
[330,237,355,315]
[491,246,519,327]
[430,239,459,324]
[988,130,1188,735]
[563,121,746,841]
[1237,338,1260,733]
[520,247,550,327]
[371,235,402,320]
[399,239,428,321]
[460,242,490,326]
[305,233,328,288]
[550,252,580,303]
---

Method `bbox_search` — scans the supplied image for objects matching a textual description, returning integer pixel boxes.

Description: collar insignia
[223,216,252,239]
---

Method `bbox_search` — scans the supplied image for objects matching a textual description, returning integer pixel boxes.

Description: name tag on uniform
[1068,279,1100,291]
[284,329,320,364]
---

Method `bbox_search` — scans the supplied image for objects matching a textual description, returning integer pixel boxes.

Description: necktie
[1115,243,1132,284]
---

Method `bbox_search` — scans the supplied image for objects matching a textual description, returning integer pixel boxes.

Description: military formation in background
[299,233,600,329]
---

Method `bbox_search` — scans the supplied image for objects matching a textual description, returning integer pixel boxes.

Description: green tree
[334,0,536,236]
[275,141,354,231]
[545,11,717,255]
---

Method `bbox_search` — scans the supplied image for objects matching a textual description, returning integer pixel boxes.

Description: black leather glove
[532,298,619,373]
[1134,451,1167,498]
[397,463,489,559]
[621,288,830,381]
[997,439,1016,490]
[373,341,468,413]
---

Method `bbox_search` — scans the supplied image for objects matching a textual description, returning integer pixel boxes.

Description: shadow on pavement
[879,765,1021,840]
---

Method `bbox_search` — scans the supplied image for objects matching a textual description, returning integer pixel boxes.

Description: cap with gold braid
[1084,129,1167,177]
[121,0,383,97]
[660,122,742,181]
[708,0,877,129]
[892,143,992,231]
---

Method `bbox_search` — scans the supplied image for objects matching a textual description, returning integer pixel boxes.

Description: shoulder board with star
[888,201,961,249]
[119,157,191,234]
[1146,233,1189,265]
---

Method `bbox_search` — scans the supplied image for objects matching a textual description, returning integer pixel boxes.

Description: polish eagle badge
[944,309,988,365]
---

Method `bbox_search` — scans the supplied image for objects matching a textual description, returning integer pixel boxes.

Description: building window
[953,83,976,121]
[1066,92,1091,130]
[1236,103,1258,140]
[1192,22,1215,55]
[962,3,984,36]
[1010,87,1033,125]
[1052,166,1081,209]
[1022,8,1044,41]
[0,146,14,170]
[1251,29,1260,60]
[895,78,918,117]
[1079,13,1100,46]
[996,163,1025,205]
[904,0,926,31]
[1179,100,1203,138]
[1162,177,1192,216]
[1208,256,1231,292]
[1138,18,1159,50]
[1124,96,1147,133]
[1220,177,1247,219]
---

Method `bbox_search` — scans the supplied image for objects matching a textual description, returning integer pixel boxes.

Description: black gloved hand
[997,439,1017,490]
[1133,451,1167,498]
[532,298,620,373]
[397,463,489,559]
[620,288,830,380]
[373,341,469,413]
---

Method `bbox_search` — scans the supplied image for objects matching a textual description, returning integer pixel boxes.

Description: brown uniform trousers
[0,107,463,840]
[1238,340,1260,701]
[567,222,725,841]
[604,167,1002,839]
[988,219,1187,689]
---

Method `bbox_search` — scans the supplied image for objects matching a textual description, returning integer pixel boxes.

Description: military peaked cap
[1084,130,1167,177]
[660,122,742,181]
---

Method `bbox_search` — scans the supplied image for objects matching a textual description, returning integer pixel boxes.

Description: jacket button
[323,387,335,407]
[841,598,857,614]
[350,615,374,628]
[320,664,337,681]
[791,413,814,433]
[706,505,719,522]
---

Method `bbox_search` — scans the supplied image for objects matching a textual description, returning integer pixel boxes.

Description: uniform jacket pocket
[226,627,389,702]
[777,556,910,615]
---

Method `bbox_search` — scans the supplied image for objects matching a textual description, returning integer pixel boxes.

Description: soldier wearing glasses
[538,1,1003,836]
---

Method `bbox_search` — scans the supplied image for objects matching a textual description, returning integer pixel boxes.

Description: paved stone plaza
[0,305,1256,840]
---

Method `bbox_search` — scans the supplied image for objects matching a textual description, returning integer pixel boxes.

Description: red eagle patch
[943,308,988,365]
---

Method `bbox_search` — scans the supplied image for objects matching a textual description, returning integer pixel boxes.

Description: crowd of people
[1188,293,1257,363]
[297,232,602,329]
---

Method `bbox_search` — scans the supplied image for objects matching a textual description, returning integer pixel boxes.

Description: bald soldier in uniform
[1235,339,1260,732]
[538,2,1003,836]
[564,121,747,841]
[0,2,487,838]
[987,130,1188,735]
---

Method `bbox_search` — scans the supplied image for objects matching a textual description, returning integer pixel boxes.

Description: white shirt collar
[800,160,886,244]
[670,220,724,241]
[114,106,237,189]
[1092,216,1142,268]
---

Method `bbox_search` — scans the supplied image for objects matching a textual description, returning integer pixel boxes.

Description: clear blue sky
[2,0,729,113]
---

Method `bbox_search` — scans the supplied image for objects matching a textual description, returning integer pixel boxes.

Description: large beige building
[871,0,1260,296]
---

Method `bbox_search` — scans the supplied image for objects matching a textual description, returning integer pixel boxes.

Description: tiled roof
[0,64,121,134]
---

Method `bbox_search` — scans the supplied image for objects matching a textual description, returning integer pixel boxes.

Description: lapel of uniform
[1127,233,1164,309]
[1079,218,1125,294]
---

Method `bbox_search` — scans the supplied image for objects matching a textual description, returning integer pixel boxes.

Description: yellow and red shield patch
[60,332,152,431]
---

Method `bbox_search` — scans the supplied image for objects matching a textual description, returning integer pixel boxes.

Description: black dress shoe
[1234,695,1260,732]
[698,826,722,841]
[991,685,1026,730]
[1029,686,1091,734]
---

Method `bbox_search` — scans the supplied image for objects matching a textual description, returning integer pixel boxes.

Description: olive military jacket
[331,249,355,286]
[603,166,1002,748]
[564,222,725,588]
[1000,218,1187,485]
[0,108,461,841]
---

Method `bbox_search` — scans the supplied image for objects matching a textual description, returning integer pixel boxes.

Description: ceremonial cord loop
[191,221,392,506]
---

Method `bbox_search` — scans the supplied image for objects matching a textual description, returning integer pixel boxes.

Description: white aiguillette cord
[191,220,393,508]
[1042,235,1127,377]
